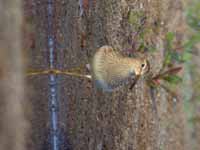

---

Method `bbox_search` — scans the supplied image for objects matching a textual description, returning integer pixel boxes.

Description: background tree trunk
[0,0,29,150]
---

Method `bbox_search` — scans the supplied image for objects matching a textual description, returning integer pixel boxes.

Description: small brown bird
[92,45,149,92]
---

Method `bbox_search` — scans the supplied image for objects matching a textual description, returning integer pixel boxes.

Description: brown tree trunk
[25,0,188,150]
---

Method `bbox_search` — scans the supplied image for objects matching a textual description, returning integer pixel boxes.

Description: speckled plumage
[92,45,149,92]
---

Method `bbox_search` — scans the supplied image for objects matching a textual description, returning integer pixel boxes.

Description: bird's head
[128,58,150,76]
[128,58,150,90]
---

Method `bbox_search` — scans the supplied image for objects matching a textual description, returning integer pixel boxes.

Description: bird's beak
[146,60,150,73]
[129,75,140,90]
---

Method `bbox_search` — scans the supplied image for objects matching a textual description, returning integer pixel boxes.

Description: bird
[91,45,150,92]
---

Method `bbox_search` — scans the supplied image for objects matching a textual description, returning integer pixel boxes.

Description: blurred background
[0,0,200,150]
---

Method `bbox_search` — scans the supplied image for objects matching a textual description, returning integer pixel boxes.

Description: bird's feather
[92,45,149,91]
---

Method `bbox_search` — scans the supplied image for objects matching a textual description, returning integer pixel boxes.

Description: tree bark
[25,0,188,150]
[0,0,29,150]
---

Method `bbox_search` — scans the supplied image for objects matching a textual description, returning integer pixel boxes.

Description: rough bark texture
[23,0,190,150]
[0,0,29,150]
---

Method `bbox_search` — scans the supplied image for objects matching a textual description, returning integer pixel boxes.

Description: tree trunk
[24,0,188,150]
[0,0,29,150]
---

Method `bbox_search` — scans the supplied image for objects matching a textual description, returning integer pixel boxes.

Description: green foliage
[128,10,157,53]
[181,0,200,128]
[164,32,176,65]
[147,45,157,52]
[178,34,200,62]
[164,31,198,65]
[180,52,192,62]
[137,39,156,52]
[183,0,200,62]
[128,11,138,25]
[164,50,192,64]
[183,2,200,64]
[162,2,200,65]
[166,32,175,48]
[163,75,182,84]
[197,96,200,102]
[128,10,144,26]
[163,51,172,66]
[186,0,200,31]
[184,34,200,50]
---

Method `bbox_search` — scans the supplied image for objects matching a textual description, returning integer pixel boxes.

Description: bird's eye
[141,63,145,68]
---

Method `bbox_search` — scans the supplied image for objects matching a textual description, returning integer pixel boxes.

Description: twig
[26,69,92,79]
[152,66,182,80]
[129,75,140,90]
